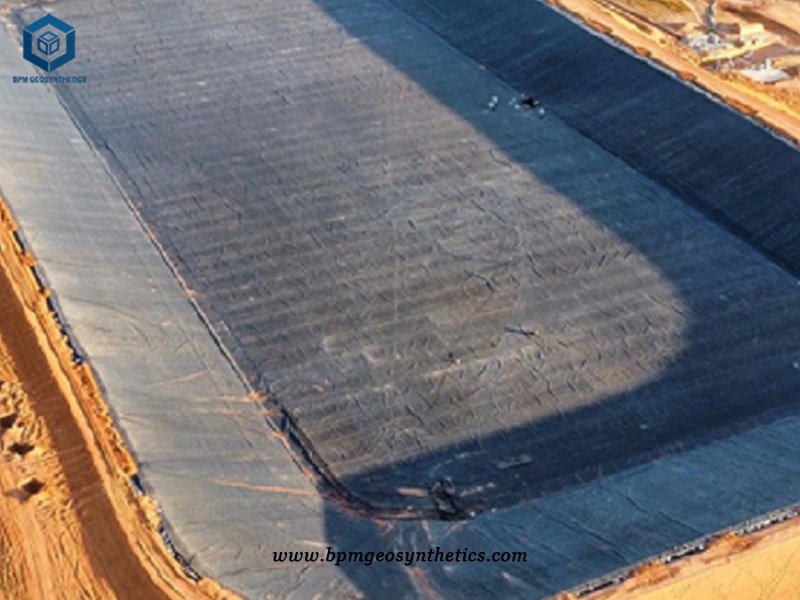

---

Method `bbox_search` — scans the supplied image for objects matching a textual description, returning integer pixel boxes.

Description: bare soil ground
[565,517,800,599]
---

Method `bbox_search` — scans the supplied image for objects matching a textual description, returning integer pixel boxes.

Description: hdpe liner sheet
[44,0,800,510]
[385,0,800,272]
[2,0,800,597]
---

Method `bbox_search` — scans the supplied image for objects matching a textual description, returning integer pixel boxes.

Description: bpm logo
[23,14,75,72]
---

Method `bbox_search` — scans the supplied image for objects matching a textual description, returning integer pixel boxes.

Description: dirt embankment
[0,198,239,600]
[555,516,800,599]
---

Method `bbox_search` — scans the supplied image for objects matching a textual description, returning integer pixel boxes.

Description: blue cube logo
[37,31,60,56]
[23,14,75,72]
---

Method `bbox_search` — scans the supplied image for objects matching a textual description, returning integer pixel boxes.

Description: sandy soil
[0,199,238,600]
[560,518,800,599]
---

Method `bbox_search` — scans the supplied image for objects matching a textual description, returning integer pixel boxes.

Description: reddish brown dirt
[555,521,800,599]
